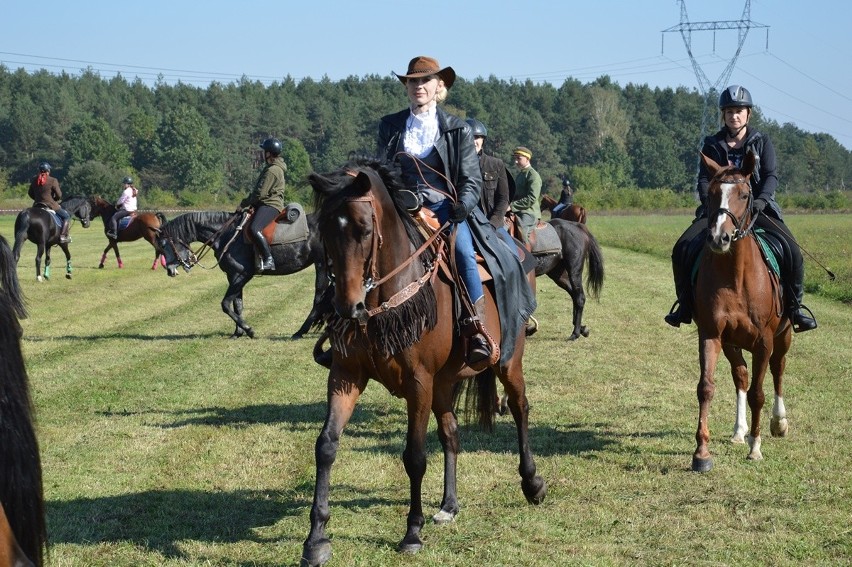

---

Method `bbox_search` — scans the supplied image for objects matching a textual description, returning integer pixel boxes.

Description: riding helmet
[123,176,134,185]
[719,85,753,109]
[465,118,488,138]
[259,137,283,156]
[562,179,571,187]
[38,162,51,172]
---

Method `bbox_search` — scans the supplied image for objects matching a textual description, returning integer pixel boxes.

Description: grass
[2,213,851,566]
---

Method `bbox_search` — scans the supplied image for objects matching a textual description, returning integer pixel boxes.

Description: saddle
[504,213,560,258]
[117,213,137,232]
[33,204,63,228]
[242,203,309,246]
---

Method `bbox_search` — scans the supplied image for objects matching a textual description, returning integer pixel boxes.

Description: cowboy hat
[394,56,456,89]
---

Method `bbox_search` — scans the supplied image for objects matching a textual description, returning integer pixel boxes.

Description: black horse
[157,210,328,339]
[530,219,604,340]
[12,196,92,281]
[0,234,47,566]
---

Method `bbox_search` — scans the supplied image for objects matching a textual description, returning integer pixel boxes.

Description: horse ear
[353,171,373,193]
[741,151,756,176]
[699,152,724,178]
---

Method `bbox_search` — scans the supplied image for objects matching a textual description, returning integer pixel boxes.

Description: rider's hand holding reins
[450,201,468,223]
[752,198,767,213]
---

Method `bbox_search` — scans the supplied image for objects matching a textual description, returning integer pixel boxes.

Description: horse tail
[581,225,605,300]
[0,235,46,566]
[452,368,497,432]
[12,211,30,263]
[0,235,26,318]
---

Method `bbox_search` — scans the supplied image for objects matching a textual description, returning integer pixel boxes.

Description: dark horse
[12,196,92,281]
[541,193,587,223]
[530,219,604,340]
[690,152,792,472]
[157,210,328,339]
[89,196,167,270]
[0,234,47,566]
[301,158,545,565]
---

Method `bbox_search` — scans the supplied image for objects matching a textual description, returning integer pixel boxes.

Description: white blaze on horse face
[712,183,737,236]
[336,215,349,230]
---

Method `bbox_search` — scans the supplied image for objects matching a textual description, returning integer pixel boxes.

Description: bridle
[158,213,243,271]
[332,184,445,320]
[708,174,758,242]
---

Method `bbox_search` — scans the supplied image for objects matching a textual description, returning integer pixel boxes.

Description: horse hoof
[522,475,547,504]
[580,326,590,337]
[691,456,713,473]
[567,333,580,341]
[98,264,105,269]
[432,509,456,524]
[37,276,44,283]
[65,273,72,279]
[770,417,788,437]
[245,328,255,339]
[730,433,746,444]
[300,539,332,567]
[397,535,423,554]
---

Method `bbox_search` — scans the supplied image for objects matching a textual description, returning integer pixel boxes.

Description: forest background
[1,66,850,211]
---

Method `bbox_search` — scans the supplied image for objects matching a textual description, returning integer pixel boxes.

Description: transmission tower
[662,0,769,157]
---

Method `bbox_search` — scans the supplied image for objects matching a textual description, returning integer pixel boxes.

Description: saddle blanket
[530,222,561,255]
[268,203,310,246]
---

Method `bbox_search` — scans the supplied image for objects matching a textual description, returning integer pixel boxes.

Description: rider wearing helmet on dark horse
[28,162,72,243]
[239,137,287,272]
[551,179,574,217]
[666,85,817,333]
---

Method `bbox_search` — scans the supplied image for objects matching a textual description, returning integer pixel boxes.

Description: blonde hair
[435,82,448,103]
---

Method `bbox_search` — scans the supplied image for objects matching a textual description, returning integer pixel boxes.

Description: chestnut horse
[690,152,792,472]
[89,196,167,269]
[0,234,46,566]
[301,158,545,565]
[12,195,92,281]
[541,193,587,223]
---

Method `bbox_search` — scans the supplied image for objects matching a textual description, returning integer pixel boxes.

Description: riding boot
[59,219,72,243]
[788,262,817,333]
[253,230,276,272]
[665,260,692,327]
[466,297,492,368]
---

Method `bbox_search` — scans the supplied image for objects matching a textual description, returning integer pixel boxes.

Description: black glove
[752,198,767,213]
[450,201,468,223]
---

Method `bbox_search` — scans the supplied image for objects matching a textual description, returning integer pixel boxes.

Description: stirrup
[665,300,691,328]
[791,304,817,333]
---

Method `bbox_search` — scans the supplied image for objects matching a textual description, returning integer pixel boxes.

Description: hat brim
[395,66,456,89]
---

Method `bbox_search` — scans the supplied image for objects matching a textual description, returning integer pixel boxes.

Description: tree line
[1,65,849,210]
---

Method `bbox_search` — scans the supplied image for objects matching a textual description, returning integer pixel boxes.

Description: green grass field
[2,213,850,566]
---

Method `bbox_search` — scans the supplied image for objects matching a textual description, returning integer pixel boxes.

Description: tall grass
[2,215,850,566]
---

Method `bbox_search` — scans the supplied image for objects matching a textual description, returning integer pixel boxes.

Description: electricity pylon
[662,0,769,166]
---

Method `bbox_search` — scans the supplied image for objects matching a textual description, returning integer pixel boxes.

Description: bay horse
[12,195,92,281]
[301,158,545,565]
[0,234,47,566]
[690,151,792,472]
[531,219,604,340]
[88,196,167,270]
[541,193,587,223]
[157,210,328,339]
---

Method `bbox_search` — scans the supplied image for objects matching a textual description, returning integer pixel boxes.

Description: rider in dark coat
[666,85,817,333]
[465,118,513,229]
[378,57,535,365]
[28,162,71,243]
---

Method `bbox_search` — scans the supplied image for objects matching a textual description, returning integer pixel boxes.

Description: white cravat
[403,107,439,158]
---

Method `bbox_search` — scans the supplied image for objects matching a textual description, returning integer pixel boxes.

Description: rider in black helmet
[239,137,287,272]
[465,118,512,229]
[665,85,817,332]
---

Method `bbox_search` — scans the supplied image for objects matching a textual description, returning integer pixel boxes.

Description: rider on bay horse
[666,85,817,333]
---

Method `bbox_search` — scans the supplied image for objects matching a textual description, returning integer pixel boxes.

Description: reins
[162,212,243,270]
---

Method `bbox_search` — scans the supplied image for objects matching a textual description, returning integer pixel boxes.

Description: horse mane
[0,235,46,565]
[61,195,88,213]
[161,211,233,244]
[314,156,438,357]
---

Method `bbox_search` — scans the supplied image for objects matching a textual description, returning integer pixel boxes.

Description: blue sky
[4,0,851,150]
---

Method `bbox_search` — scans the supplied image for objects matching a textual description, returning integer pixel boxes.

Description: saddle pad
[118,215,135,231]
[266,203,309,245]
[530,223,561,255]
[755,229,781,276]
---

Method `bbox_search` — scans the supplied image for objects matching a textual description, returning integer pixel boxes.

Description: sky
[4,0,851,150]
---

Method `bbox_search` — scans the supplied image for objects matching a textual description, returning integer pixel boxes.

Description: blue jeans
[430,200,483,302]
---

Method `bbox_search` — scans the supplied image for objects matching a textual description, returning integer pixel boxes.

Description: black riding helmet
[123,176,134,185]
[465,118,488,138]
[38,162,51,172]
[259,137,283,156]
[719,85,753,109]
[562,179,571,187]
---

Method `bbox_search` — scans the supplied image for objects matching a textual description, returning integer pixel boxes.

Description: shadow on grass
[46,484,404,562]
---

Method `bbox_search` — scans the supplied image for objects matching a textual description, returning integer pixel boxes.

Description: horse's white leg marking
[746,434,763,461]
[770,394,789,437]
[731,389,748,443]
[432,510,456,524]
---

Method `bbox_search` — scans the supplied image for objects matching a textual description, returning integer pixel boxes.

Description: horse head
[156,229,195,277]
[702,151,756,254]
[64,196,92,228]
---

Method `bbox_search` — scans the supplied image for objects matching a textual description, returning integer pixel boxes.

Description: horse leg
[693,337,721,472]
[431,383,460,524]
[770,329,792,437]
[722,345,749,444]
[43,245,51,281]
[396,383,434,554]
[745,344,771,461]
[547,267,587,341]
[115,243,124,268]
[292,264,328,339]
[222,276,254,338]
[302,374,366,567]
[99,245,109,269]
[500,361,547,503]
[61,243,72,279]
